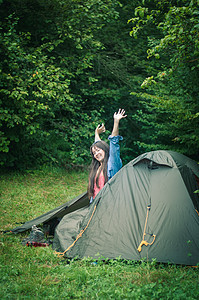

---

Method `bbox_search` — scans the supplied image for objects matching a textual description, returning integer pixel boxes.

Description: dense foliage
[0,0,141,169]
[0,0,198,169]
[129,0,199,159]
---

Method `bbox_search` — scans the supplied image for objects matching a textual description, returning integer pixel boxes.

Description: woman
[88,108,127,201]
[53,109,127,254]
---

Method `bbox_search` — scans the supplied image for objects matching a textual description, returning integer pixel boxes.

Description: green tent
[12,150,199,265]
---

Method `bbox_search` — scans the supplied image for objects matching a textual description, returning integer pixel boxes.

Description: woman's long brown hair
[88,141,109,199]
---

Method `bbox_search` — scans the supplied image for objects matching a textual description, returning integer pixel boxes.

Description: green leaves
[0,0,124,169]
[1,0,198,169]
[128,0,199,159]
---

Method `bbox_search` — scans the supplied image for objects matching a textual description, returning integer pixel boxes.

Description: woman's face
[92,145,105,163]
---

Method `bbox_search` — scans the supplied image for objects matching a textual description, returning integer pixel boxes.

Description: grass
[0,167,199,299]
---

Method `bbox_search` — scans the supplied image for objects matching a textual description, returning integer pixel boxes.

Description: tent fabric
[129,150,199,211]
[11,150,199,265]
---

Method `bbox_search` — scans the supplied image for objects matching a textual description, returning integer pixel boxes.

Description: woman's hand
[113,108,127,122]
[95,123,106,142]
[95,123,106,135]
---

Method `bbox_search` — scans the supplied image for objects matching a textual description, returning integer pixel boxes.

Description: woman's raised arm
[111,109,127,137]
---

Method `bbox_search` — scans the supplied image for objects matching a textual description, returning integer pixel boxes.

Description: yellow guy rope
[55,204,97,258]
[137,205,156,252]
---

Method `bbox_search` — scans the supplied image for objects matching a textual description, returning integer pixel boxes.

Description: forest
[0,0,199,170]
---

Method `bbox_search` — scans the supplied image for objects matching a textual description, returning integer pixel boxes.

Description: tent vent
[148,161,159,170]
